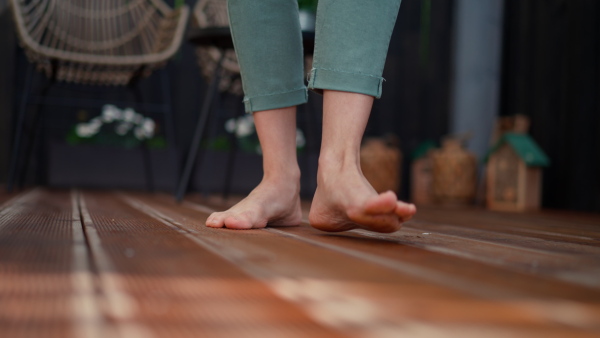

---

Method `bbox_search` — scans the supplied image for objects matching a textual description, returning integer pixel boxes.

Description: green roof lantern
[486,133,550,167]
[411,140,437,161]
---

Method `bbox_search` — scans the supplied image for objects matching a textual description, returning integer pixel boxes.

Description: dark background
[500,0,600,211]
[0,0,598,212]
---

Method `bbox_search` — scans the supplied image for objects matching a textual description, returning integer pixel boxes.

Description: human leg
[309,91,415,233]
[308,0,403,98]
[206,0,306,229]
[206,107,302,229]
[227,0,307,113]
[308,0,416,233]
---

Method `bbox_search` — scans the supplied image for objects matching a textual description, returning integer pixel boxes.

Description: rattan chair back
[10,0,189,85]
[193,0,241,94]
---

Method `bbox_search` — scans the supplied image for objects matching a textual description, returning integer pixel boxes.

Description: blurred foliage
[298,0,318,12]
[66,124,167,149]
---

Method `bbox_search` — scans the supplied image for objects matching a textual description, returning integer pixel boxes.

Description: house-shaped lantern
[485,133,550,212]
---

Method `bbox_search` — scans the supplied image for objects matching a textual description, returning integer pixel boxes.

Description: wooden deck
[1,188,599,337]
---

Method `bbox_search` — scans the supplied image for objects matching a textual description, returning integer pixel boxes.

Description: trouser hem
[243,87,308,113]
[307,68,384,98]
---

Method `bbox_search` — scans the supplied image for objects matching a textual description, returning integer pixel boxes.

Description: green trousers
[228,0,402,113]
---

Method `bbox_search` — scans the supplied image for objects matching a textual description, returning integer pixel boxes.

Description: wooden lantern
[490,114,530,145]
[486,133,549,212]
[431,138,477,205]
[360,137,402,194]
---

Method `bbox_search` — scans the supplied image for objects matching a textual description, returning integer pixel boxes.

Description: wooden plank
[0,189,104,338]
[76,190,153,337]
[404,221,600,256]
[266,226,600,332]
[413,206,600,243]
[187,194,600,287]
[125,193,600,335]
[81,191,337,337]
[357,225,600,289]
[69,190,107,338]
[0,188,31,210]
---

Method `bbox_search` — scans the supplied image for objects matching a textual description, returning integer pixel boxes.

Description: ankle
[318,149,360,172]
[262,167,301,187]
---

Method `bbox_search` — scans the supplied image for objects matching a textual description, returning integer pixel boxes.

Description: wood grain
[1,189,599,337]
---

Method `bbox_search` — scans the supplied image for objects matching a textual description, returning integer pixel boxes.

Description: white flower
[142,118,155,138]
[133,113,144,125]
[89,117,103,129]
[101,104,121,122]
[235,115,255,138]
[123,108,136,123]
[115,122,132,136]
[76,123,95,138]
[134,127,145,140]
[296,129,306,148]
[88,123,101,135]
[225,118,236,133]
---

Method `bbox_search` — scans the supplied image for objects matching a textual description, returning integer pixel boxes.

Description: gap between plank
[76,190,153,338]
[70,190,105,338]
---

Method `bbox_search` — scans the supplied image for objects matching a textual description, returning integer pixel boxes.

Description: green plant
[66,104,166,149]
[298,0,318,12]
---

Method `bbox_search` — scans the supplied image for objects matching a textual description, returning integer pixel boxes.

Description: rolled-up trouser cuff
[307,68,384,99]
[243,87,308,113]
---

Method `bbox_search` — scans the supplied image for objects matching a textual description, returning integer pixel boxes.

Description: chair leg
[18,105,43,189]
[7,63,34,192]
[141,141,154,192]
[175,54,225,202]
[222,106,245,200]
[19,75,56,188]
[130,85,154,192]
[159,68,176,148]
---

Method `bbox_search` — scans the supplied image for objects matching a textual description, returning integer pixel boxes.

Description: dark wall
[371,0,454,199]
[0,8,16,184]
[501,0,600,212]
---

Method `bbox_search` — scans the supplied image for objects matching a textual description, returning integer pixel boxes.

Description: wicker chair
[7,0,190,192]
[193,0,242,95]
[10,0,189,85]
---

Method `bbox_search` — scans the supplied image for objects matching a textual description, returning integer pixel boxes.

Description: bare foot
[309,166,416,233]
[205,178,302,230]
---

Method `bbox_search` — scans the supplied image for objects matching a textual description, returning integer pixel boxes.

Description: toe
[206,212,226,228]
[348,210,402,233]
[223,212,261,230]
[364,191,398,214]
[395,202,417,221]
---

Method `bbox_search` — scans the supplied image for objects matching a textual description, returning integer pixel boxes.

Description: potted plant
[49,104,178,190]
